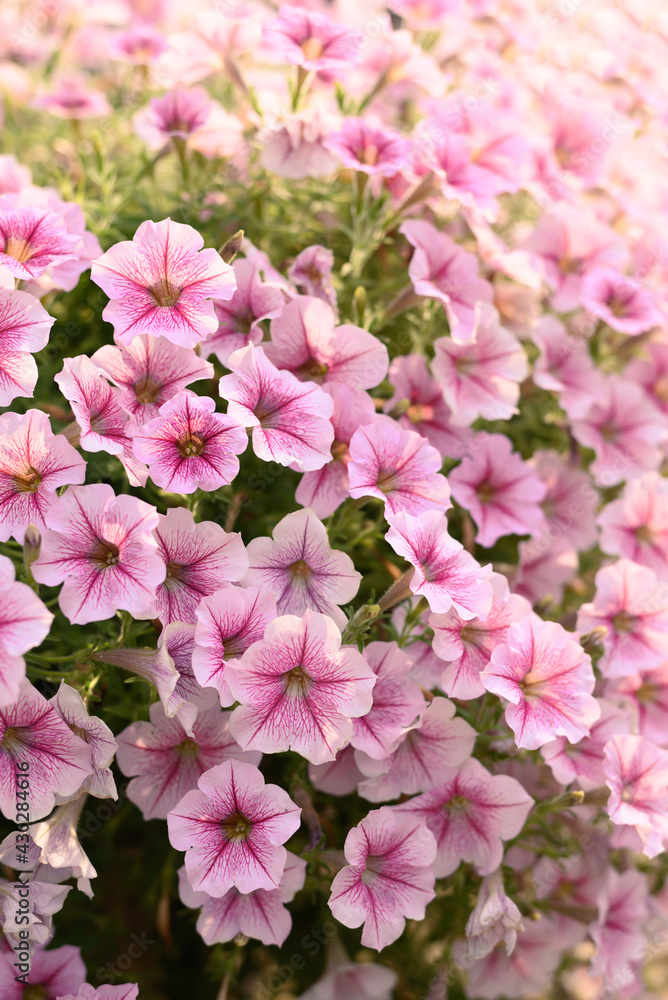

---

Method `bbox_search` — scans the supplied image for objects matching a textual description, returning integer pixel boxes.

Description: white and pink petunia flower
[263,5,363,70]
[356,696,476,802]
[590,868,649,985]
[384,354,473,460]
[167,758,301,896]
[0,288,55,405]
[431,570,532,700]
[226,611,376,764]
[55,355,148,487]
[0,554,53,708]
[530,315,605,420]
[116,702,260,820]
[145,507,248,625]
[348,421,451,517]
[606,664,668,747]
[242,508,361,630]
[0,409,86,542]
[432,305,528,426]
[0,873,70,946]
[603,733,668,858]
[219,344,334,470]
[205,257,285,365]
[29,793,99,897]
[0,680,92,821]
[571,375,665,487]
[597,472,668,579]
[577,559,668,677]
[297,951,397,1000]
[133,390,247,494]
[50,682,117,800]
[32,484,165,625]
[133,86,242,159]
[324,117,413,177]
[58,985,139,1000]
[34,74,111,119]
[178,851,306,947]
[464,868,524,962]
[258,108,340,181]
[91,334,214,427]
[626,341,668,417]
[289,245,336,309]
[193,584,277,707]
[0,943,86,1000]
[0,200,83,280]
[91,218,236,348]
[541,698,630,791]
[481,615,600,751]
[529,449,599,552]
[296,383,377,519]
[265,295,388,390]
[328,807,437,951]
[400,219,494,343]
[581,267,663,335]
[394,756,533,877]
[449,432,547,548]
[385,510,493,618]
[350,642,426,760]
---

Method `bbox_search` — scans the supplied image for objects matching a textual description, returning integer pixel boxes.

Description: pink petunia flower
[55,355,148,488]
[384,354,473,460]
[0,943,85,1000]
[263,5,363,70]
[400,219,494,343]
[90,218,236,348]
[626,341,668,417]
[576,559,668,678]
[50,682,117,800]
[350,642,426,760]
[464,868,524,962]
[91,334,214,427]
[328,807,437,951]
[219,344,334,470]
[0,200,83,280]
[0,555,53,708]
[298,951,397,1000]
[58,985,139,1000]
[431,570,532,700]
[571,375,665,487]
[448,433,547,548]
[348,421,451,517]
[597,472,668,579]
[541,698,630,791]
[607,664,668,747]
[512,535,579,607]
[265,295,388,390]
[385,510,492,618]
[0,409,86,542]
[116,702,260,820]
[167,758,301,896]
[193,583,277,707]
[393,756,533,877]
[32,484,165,626]
[133,86,241,159]
[258,109,340,181]
[324,117,413,177]
[0,874,69,946]
[590,868,649,985]
[133,390,247,494]
[480,615,600,751]
[0,288,55,405]
[33,75,111,119]
[226,611,376,764]
[529,449,599,552]
[144,507,248,625]
[0,680,92,822]
[432,305,528,426]
[530,315,605,420]
[288,245,337,309]
[581,267,663,335]
[242,508,361,629]
[356,696,476,802]
[205,257,285,365]
[178,851,305,947]
[603,733,668,857]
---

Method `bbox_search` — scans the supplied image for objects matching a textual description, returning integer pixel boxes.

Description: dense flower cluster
[1,0,668,998]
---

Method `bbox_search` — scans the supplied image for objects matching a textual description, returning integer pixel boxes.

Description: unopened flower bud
[220,229,244,264]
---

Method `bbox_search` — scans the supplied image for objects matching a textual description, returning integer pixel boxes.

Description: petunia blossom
[464,868,524,961]
[242,508,361,630]
[58,986,140,1000]
[606,664,668,748]
[323,117,413,177]
[193,584,277,707]
[90,218,236,348]
[226,611,376,764]
[219,344,334,470]
[167,758,301,896]
[385,510,492,618]
[581,267,663,336]
[0,943,85,1000]
[590,868,649,985]
[263,5,363,70]
[91,334,214,427]
[393,756,533,877]
[265,295,388,390]
[133,390,247,494]
[350,642,426,760]
[530,315,605,420]
[205,257,285,365]
[0,554,53,708]
[0,409,86,542]
[448,432,547,548]
[0,288,55,405]
[328,807,437,951]
[348,421,451,517]
[288,245,336,309]
[32,484,165,625]
[50,682,117,800]
[480,615,600,751]
[597,472,668,579]
[603,733,668,858]
[0,200,83,280]
[541,698,630,791]
[116,702,260,820]
[576,559,668,678]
